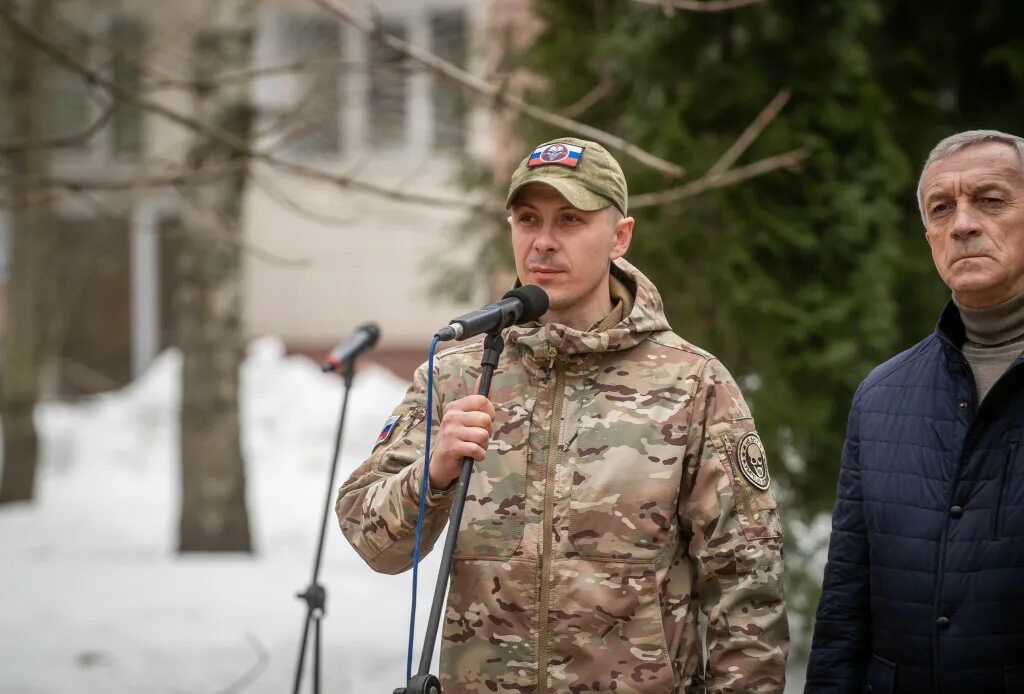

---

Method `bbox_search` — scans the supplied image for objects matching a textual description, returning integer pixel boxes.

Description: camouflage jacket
[337,259,789,693]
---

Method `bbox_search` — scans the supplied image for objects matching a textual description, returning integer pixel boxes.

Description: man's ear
[609,216,635,260]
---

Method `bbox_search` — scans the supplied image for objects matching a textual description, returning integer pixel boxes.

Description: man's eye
[981,196,1004,205]
[561,214,582,224]
[518,213,537,223]
[930,202,952,216]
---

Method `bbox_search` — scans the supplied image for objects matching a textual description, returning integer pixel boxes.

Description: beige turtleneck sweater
[955,288,1024,402]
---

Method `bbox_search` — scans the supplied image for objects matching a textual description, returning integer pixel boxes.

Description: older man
[807,129,1024,693]
[338,137,788,693]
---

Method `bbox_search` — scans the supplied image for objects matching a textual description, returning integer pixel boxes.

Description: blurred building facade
[1,0,535,393]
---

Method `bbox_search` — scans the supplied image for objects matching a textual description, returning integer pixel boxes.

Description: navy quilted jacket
[806,302,1024,694]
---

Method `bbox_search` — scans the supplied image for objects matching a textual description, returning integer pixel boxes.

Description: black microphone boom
[320,323,381,372]
[435,286,549,341]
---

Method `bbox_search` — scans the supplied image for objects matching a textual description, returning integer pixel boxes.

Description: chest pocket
[453,400,529,560]
[568,410,685,562]
[997,427,1022,538]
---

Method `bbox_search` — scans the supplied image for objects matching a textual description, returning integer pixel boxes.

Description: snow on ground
[0,337,443,693]
[0,336,810,693]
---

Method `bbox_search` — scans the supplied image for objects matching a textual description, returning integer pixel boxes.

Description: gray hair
[917,129,1024,224]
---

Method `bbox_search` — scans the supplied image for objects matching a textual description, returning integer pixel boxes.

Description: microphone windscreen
[503,285,549,323]
[358,322,382,347]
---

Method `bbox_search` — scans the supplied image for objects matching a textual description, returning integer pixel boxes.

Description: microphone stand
[292,357,357,694]
[394,329,506,694]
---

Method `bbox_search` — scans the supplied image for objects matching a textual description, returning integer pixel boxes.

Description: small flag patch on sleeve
[527,142,585,168]
[375,414,401,448]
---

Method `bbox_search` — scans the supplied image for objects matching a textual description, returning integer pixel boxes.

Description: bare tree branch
[559,75,614,119]
[145,57,419,91]
[0,97,116,152]
[62,177,310,268]
[630,147,809,208]
[253,75,323,141]
[251,170,358,227]
[627,89,801,209]
[707,88,791,176]
[0,162,247,216]
[23,161,249,192]
[0,6,490,213]
[0,191,59,211]
[632,0,766,13]
[13,145,810,217]
[49,8,185,86]
[0,4,804,218]
[167,185,311,269]
[311,0,685,177]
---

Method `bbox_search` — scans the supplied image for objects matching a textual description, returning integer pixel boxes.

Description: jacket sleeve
[805,387,870,693]
[335,361,455,574]
[680,358,789,694]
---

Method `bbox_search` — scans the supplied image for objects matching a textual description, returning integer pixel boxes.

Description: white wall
[242,167,482,347]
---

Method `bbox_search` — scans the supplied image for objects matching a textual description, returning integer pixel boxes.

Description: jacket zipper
[932,352,978,691]
[931,335,1023,691]
[537,346,563,694]
[996,428,1020,536]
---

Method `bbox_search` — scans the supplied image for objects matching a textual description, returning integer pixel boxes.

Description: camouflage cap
[506,137,628,215]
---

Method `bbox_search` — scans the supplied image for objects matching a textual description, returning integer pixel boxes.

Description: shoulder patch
[374,414,402,449]
[736,432,771,491]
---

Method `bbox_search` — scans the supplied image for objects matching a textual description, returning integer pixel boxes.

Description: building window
[279,13,343,156]
[430,9,468,152]
[46,16,146,161]
[48,33,93,152]
[109,18,145,159]
[368,18,408,148]
[261,6,471,158]
[0,213,8,283]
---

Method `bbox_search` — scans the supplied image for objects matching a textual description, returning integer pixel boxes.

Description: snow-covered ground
[0,338,445,693]
[0,337,809,693]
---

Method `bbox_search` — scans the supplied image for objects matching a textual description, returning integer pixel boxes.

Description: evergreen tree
[452,0,1024,644]
[498,0,918,513]
[469,0,1024,512]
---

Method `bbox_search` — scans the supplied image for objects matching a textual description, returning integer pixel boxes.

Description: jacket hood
[505,258,671,366]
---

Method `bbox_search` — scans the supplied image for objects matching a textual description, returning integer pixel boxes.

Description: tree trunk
[0,0,55,504]
[176,1,255,552]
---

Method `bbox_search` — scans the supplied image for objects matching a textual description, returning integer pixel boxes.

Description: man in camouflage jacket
[337,137,788,693]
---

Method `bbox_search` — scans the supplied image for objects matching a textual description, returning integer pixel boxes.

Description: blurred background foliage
[453,0,1024,511]
[443,0,1024,647]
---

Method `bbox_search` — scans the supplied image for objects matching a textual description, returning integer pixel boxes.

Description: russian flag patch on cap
[528,142,585,168]
[375,414,401,448]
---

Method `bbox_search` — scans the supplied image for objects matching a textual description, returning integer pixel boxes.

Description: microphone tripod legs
[293,358,356,694]
[294,584,326,694]
[393,674,442,694]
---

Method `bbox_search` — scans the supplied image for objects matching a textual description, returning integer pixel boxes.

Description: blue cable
[407,334,440,681]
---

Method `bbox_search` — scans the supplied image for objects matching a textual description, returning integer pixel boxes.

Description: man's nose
[533,222,559,253]
[950,201,982,240]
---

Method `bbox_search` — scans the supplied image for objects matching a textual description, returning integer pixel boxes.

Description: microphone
[435,285,549,341]
[320,323,381,372]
